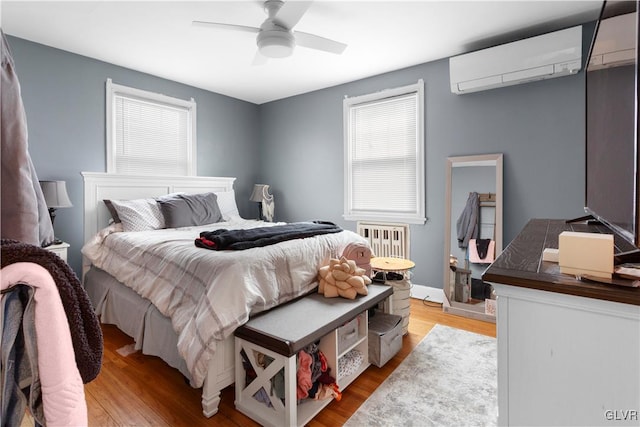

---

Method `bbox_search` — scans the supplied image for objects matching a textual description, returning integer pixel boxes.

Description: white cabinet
[46,241,69,262]
[484,219,640,426]
[493,281,640,426]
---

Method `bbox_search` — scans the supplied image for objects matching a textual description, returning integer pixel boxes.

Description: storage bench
[234,283,393,427]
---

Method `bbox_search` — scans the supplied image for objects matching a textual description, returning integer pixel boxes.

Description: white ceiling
[2,1,603,104]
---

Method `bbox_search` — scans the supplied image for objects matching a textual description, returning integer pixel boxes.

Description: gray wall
[9,33,588,290]
[8,36,261,275]
[259,58,586,289]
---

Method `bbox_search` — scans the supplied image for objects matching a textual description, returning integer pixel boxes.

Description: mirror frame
[442,153,503,322]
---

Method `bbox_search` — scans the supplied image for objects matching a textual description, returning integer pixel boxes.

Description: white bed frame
[81,172,237,417]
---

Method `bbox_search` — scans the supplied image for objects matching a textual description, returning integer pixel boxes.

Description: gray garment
[1,284,45,427]
[1,31,54,247]
[456,191,479,249]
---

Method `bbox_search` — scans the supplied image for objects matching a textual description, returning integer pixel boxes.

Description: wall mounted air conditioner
[588,12,636,70]
[449,26,582,95]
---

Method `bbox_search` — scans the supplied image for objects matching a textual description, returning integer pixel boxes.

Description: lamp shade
[249,184,273,202]
[249,184,275,222]
[40,180,73,208]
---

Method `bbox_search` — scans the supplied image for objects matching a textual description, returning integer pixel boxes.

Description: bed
[80,172,368,417]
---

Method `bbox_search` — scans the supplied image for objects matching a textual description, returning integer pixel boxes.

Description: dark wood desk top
[483,219,640,306]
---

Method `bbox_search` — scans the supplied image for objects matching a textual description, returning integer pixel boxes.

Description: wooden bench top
[234,284,393,357]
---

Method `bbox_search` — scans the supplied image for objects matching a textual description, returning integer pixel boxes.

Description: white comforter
[82,217,367,387]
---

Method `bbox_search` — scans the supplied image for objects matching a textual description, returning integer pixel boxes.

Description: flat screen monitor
[585,0,640,252]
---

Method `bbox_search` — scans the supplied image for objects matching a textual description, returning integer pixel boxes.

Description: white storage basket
[386,277,411,335]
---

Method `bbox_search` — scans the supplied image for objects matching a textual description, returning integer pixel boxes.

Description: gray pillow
[157,192,223,228]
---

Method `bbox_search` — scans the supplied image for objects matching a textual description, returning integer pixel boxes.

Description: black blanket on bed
[195,221,343,250]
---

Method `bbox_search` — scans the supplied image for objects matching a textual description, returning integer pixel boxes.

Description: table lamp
[40,180,73,242]
[249,184,274,222]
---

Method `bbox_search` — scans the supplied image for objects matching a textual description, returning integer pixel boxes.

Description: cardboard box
[542,248,559,263]
[558,231,614,278]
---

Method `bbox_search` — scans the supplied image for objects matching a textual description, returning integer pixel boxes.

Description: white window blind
[344,80,425,224]
[106,79,196,176]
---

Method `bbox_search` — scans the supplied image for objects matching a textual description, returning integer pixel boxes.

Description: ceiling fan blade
[252,50,268,66]
[192,21,260,34]
[272,1,313,29]
[295,31,347,55]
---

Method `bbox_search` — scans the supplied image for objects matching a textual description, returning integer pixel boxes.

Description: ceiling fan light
[257,30,295,58]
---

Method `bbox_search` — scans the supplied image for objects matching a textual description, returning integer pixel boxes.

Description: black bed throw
[195,221,343,250]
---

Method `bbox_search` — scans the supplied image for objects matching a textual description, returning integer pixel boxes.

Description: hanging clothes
[1,31,54,247]
[456,191,479,249]
[1,239,103,383]
[1,284,45,427]
[469,238,496,264]
[1,263,88,426]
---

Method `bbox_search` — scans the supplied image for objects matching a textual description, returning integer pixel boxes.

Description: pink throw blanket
[1,262,87,426]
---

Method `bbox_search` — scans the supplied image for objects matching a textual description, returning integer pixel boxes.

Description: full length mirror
[443,153,503,322]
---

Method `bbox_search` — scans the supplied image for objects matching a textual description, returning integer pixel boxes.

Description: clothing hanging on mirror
[456,191,479,249]
[469,239,496,263]
[468,192,496,264]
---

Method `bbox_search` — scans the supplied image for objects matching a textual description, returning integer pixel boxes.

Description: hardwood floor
[84,298,496,426]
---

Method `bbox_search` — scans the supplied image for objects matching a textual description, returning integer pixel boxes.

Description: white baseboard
[410,284,444,304]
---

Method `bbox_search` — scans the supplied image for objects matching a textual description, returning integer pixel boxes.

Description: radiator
[357,222,410,259]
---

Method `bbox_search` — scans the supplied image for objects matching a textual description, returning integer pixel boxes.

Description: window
[106,79,196,175]
[343,80,425,224]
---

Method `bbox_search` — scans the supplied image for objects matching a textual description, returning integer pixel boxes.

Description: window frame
[105,78,197,176]
[343,80,426,224]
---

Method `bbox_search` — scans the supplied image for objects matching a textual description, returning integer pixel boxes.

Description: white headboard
[81,172,236,243]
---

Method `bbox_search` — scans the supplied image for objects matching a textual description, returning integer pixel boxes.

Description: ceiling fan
[193,0,347,63]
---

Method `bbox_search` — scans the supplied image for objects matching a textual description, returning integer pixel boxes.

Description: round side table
[370,257,415,273]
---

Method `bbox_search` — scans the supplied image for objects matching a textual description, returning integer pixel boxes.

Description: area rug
[344,324,497,426]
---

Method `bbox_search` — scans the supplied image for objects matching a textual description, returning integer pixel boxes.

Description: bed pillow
[157,192,223,228]
[215,190,240,220]
[104,192,185,224]
[103,199,121,224]
[108,198,165,232]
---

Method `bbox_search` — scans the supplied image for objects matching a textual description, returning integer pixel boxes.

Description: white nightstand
[46,241,69,262]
